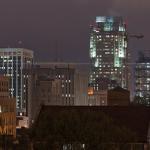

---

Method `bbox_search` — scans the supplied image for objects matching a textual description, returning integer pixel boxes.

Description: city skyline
[0,0,149,62]
[0,1,150,148]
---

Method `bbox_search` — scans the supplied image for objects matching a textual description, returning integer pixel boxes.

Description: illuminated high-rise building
[0,48,33,117]
[134,52,150,105]
[89,16,128,90]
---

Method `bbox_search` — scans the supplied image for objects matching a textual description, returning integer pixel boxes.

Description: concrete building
[0,48,33,128]
[0,76,16,138]
[33,62,89,106]
[34,77,62,105]
[30,75,62,124]
[88,87,130,106]
[55,66,75,105]
[0,48,33,117]
[29,62,89,124]
[88,88,107,106]
[74,71,88,105]
[89,16,129,91]
[33,63,75,105]
[107,86,130,106]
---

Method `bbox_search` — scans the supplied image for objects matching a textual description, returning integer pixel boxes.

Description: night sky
[0,0,149,62]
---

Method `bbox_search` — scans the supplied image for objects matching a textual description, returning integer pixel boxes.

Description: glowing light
[88,87,94,95]
[96,16,106,22]
[90,35,96,58]
[94,59,99,67]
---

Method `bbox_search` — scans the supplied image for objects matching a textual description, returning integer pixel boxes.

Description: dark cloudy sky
[0,0,149,62]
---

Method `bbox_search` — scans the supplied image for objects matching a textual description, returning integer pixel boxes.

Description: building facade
[30,75,62,124]
[33,63,75,105]
[89,16,128,91]
[0,76,16,138]
[88,87,130,106]
[135,52,150,105]
[33,62,89,106]
[74,71,88,106]
[107,86,130,106]
[88,89,107,106]
[29,62,89,124]
[0,48,33,116]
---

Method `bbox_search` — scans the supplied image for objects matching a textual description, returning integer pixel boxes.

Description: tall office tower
[89,16,128,91]
[0,48,33,117]
[135,52,150,105]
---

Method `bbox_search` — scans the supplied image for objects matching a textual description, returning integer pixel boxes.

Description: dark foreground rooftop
[33,106,150,143]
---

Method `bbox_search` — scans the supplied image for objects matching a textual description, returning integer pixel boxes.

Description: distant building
[30,76,62,124]
[88,87,130,106]
[33,63,75,105]
[0,48,33,117]
[33,62,89,105]
[107,86,130,106]
[29,62,89,125]
[89,16,129,91]
[135,52,150,105]
[74,71,88,105]
[0,76,16,138]
[34,77,62,105]
[55,66,75,105]
[88,88,107,106]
